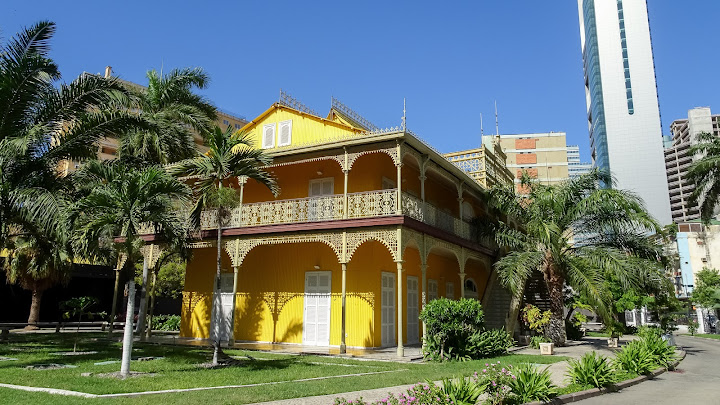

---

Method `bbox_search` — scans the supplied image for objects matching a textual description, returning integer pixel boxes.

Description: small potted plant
[606,323,622,348]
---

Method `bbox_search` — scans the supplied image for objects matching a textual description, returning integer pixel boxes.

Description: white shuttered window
[278,120,292,146]
[262,124,275,149]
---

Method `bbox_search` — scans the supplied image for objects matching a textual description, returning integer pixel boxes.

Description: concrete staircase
[483,274,514,330]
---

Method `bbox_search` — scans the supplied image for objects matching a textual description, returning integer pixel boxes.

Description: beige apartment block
[486,132,578,191]
[665,107,720,223]
[59,66,247,175]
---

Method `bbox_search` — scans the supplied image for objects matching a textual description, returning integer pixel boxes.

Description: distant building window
[234,123,241,130]
[223,119,229,126]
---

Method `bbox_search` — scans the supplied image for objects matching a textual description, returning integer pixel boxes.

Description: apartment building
[444,137,514,189]
[665,107,720,223]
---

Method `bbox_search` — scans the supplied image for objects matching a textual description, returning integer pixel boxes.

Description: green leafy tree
[0,21,141,323]
[118,67,216,166]
[60,296,105,352]
[687,132,720,222]
[171,125,278,365]
[692,268,720,314]
[481,170,666,345]
[71,160,190,376]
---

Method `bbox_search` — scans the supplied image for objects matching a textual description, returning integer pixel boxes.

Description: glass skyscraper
[578,0,671,224]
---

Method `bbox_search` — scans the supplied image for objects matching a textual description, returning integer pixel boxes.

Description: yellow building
[444,137,514,189]
[141,96,511,355]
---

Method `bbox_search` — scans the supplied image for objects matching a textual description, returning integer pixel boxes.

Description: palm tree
[3,231,73,328]
[171,125,278,365]
[118,67,217,166]
[482,170,666,345]
[0,21,142,322]
[72,160,190,376]
[687,131,720,222]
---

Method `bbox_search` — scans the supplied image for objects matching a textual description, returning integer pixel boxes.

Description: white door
[381,272,395,347]
[308,178,334,221]
[446,282,455,299]
[303,271,331,346]
[407,276,419,344]
[211,273,235,341]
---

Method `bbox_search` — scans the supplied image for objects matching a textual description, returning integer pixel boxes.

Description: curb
[684,335,720,343]
[524,349,686,405]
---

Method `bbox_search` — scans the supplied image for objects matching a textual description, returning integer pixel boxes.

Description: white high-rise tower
[578,0,671,224]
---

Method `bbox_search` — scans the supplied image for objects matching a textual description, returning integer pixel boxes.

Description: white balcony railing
[143,189,475,241]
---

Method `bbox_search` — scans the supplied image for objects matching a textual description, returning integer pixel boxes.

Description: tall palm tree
[72,160,190,376]
[3,230,73,328]
[171,125,278,365]
[482,170,665,345]
[0,21,142,322]
[118,67,217,166]
[687,131,720,222]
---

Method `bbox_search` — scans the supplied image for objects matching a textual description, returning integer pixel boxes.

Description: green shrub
[641,334,677,370]
[566,352,615,388]
[469,329,514,358]
[507,364,558,404]
[437,376,484,405]
[566,319,584,340]
[613,340,656,375]
[637,325,662,339]
[151,314,181,331]
[335,382,452,405]
[473,362,516,404]
[688,320,699,336]
[419,298,484,361]
[530,335,550,349]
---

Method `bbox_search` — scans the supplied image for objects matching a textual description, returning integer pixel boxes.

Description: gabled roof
[239,103,364,134]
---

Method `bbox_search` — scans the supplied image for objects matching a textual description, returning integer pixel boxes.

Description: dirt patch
[26,363,78,370]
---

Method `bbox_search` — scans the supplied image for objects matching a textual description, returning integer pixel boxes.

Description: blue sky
[2,1,718,160]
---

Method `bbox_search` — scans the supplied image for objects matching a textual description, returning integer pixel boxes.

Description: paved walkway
[577,335,720,404]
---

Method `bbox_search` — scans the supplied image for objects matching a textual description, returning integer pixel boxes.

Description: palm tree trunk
[136,256,150,340]
[146,268,159,340]
[544,262,567,346]
[120,278,136,377]
[212,200,224,366]
[108,269,120,336]
[25,284,44,330]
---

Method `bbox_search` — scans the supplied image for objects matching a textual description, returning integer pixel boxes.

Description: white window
[428,279,438,301]
[309,178,334,197]
[445,282,455,300]
[278,120,292,146]
[262,124,275,149]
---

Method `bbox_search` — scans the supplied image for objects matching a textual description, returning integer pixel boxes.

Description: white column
[340,262,348,353]
[396,261,404,357]
[697,307,707,334]
[229,266,239,345]
[396,163,403,215]
[420,263,428,340]
[343,170,349,219]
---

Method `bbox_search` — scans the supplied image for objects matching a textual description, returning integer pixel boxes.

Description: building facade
[140,99,512,354]
[665,107,720,223]
[444,137,514,189]
[578,0,672,224]
[567,145,593,179]
[471,132,582,191]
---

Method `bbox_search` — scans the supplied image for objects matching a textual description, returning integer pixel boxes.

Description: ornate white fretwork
[225,232,344,267]
[139,244,163,268]
[346,146,401,171]
[347,189,396,219]
[400,228,425,262]
[182,291,209,315]
[345,229,399,262]
[401,194,424,222]
[425,235,462,265]
[236,195,344,227]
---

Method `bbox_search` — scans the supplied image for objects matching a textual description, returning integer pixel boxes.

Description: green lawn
[689,333,720,340]
[585,331,611,338]
[0,333,567,405]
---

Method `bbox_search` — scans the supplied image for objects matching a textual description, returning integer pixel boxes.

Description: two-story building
[143,96,513,355]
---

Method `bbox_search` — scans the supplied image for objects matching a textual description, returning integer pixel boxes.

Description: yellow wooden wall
[246,107,361,150]
[180,237,492,348]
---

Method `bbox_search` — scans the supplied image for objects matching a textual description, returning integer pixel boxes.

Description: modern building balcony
[140,189,476,242]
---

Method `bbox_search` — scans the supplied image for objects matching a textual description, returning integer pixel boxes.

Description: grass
[585,331,611,338]
[0,333,567,405]
[688,333,720,340]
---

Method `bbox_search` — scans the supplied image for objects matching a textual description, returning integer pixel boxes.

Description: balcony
[142,190,474,241]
